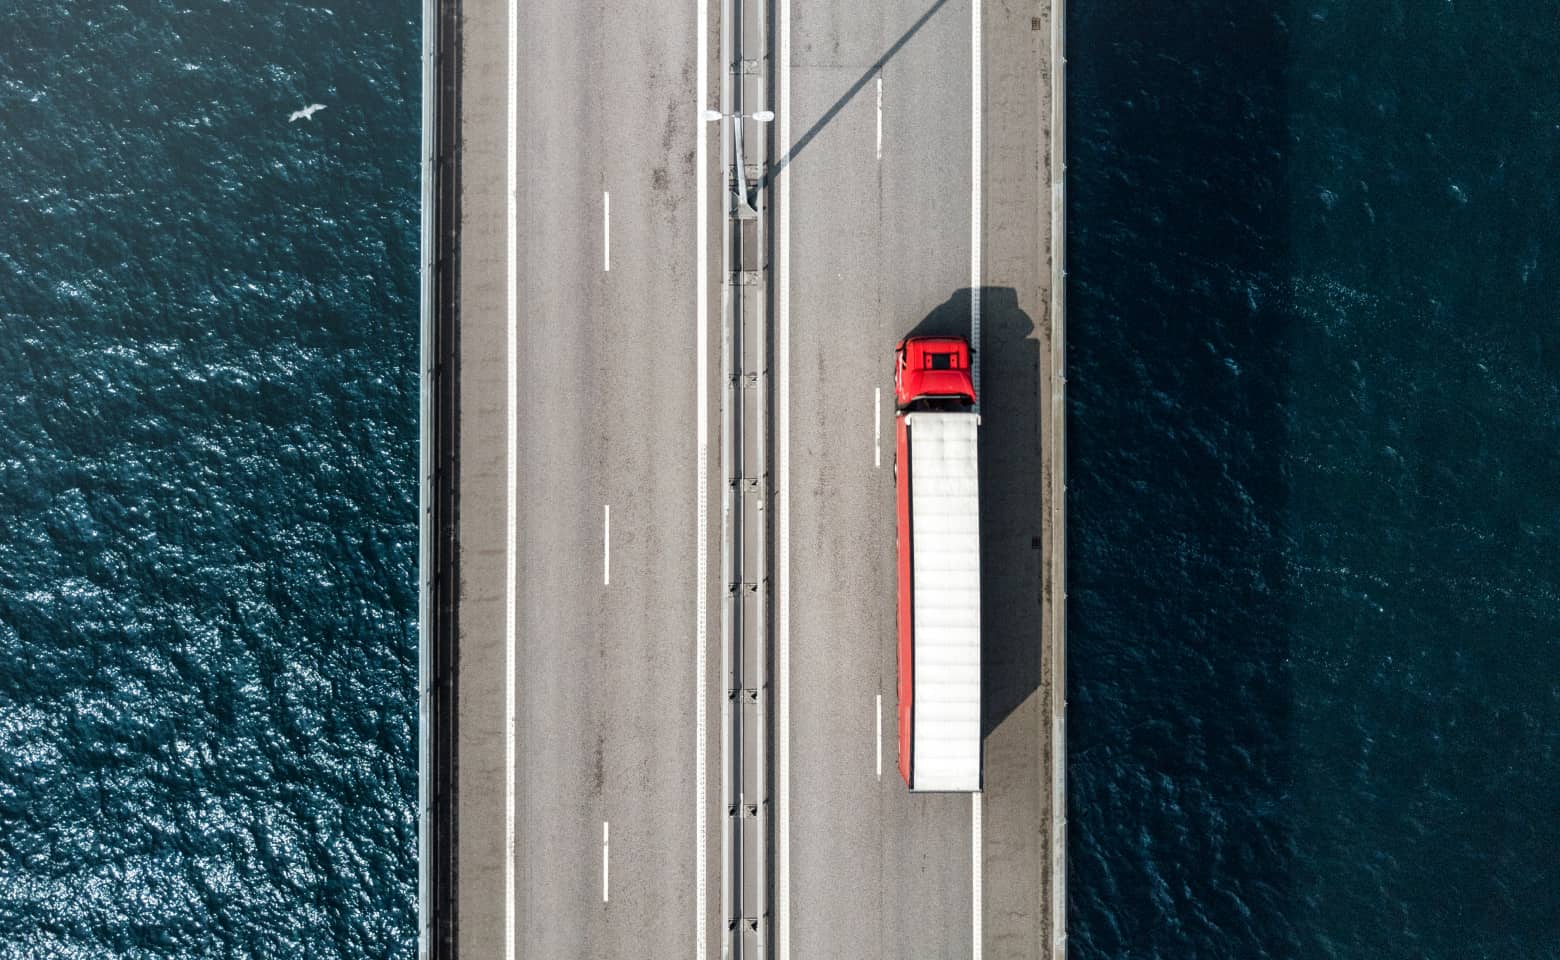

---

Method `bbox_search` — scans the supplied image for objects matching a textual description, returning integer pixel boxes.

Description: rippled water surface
[1067,1,1559,957]
[0,3,419,956]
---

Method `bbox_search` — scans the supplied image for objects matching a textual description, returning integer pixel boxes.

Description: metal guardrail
[718,0,772,954]
[1048,0,1068,953]
[419,0,460,956]
[417,0,435,949]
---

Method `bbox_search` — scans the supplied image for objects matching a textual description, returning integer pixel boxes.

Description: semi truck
[894,335,982,793]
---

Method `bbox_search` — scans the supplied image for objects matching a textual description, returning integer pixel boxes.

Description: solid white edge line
[875,693,882,780]
[970,0,982,406]
[971,6,983,958]
[604,504,611,585]
[505,0,518,951]
[603,821,611,904]
[695,0,710,953]
[875,75,883,160]
[777,0,792,951]
[604,190,611,272]
[973,791,983,960]
[874,387,882,468]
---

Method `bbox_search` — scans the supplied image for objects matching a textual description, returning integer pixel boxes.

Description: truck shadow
[904,287,1043,739]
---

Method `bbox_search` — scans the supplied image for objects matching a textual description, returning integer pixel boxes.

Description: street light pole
[704,108,774,219]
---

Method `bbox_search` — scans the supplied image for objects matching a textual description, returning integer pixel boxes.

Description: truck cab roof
[895,336,976,409]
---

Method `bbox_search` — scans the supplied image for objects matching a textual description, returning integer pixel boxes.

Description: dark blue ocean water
[0,3,420,957]
[1068,1,1559,958]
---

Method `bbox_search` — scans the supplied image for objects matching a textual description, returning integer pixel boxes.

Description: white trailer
[896,409,983,792]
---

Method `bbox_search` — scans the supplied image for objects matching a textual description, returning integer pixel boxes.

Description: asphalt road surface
[783,0,975,955]
[779,0,1051,956]
[509,0,705,955]
[452,0,722,956]
[447,0,1051,955]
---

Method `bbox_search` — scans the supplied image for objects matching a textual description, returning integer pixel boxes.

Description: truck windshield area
[895,336,977,410]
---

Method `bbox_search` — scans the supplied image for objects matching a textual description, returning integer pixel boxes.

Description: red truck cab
[894,336,976,410]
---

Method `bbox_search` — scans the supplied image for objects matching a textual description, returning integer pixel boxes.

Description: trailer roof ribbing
[906,412,981,792]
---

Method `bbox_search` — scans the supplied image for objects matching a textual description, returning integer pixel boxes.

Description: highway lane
[511,0,706,955]
[443,0,722,955]
[780,0,1053,955]
[784,0,977,957]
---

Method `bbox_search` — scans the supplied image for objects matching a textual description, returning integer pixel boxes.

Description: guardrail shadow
[904,287,1043,738]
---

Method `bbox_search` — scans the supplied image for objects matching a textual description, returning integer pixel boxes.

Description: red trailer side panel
[896,414,914,786]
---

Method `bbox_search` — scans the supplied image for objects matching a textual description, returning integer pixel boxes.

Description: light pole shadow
[763,0,954,190]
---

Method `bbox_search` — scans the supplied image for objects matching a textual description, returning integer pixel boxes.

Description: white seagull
[288,103,326,123]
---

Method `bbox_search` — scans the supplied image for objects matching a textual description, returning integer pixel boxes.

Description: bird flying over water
[288,103,326,123]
